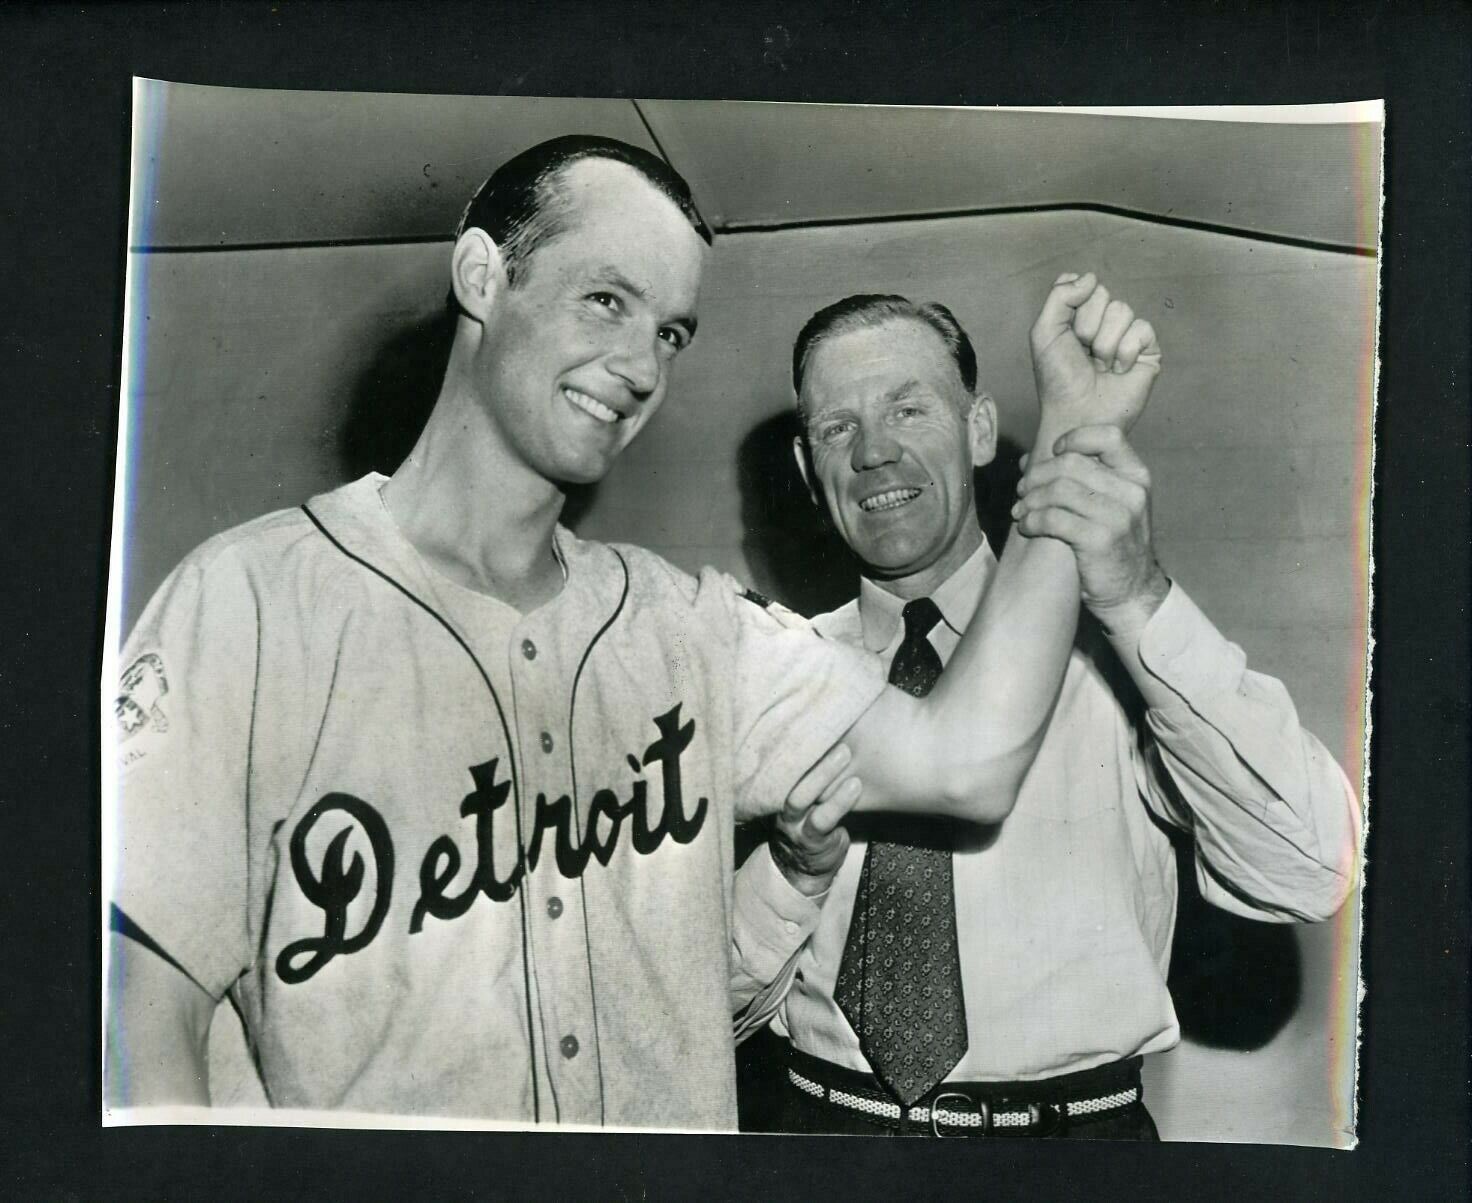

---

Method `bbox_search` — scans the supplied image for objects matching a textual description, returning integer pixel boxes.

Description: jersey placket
[507,612,602,1125]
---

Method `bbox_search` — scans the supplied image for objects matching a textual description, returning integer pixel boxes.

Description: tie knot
[901,597,943,642]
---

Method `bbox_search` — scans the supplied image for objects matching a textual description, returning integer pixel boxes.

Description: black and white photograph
[102,84,1378,1146]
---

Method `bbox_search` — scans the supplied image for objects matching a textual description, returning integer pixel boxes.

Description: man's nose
[606,328,661,398]
[851,423,901,471]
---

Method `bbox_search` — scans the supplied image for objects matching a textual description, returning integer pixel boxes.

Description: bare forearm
[847,421,1081,822]
[947,409,1084,780]
[932,409,1084,750]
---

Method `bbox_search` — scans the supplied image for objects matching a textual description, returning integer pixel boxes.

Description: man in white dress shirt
[750,282,1360,1139]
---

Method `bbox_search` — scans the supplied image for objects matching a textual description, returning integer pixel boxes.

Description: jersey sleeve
[730,844,822,1041]
[111,548,261,999]
[700,571,887,821]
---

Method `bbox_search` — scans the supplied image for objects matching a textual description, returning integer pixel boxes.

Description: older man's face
[800,318,992,585]
[475,158,708,485]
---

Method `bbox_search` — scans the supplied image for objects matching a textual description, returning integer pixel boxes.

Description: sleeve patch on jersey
[117,652,171,743]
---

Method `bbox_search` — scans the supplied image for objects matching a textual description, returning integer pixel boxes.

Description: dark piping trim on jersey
[299,503,544,1124]
[564,546,631,1127]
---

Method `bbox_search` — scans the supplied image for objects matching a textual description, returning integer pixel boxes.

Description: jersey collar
[304,473,628,637]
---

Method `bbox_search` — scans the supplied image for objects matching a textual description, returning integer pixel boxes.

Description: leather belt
[787,1065,1142,1137]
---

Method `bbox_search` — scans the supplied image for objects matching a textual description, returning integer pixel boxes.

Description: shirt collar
[857,536,998,653]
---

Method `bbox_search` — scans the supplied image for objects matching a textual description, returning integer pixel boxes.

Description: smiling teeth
[860,488,922,513]
[564,387,620,424]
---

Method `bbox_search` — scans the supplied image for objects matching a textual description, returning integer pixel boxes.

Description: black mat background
[1,3,1465,1197]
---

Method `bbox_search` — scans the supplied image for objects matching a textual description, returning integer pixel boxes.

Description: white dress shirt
[772,538,1360,1083]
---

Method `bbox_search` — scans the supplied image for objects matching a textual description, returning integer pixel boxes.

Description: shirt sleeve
[111,548,260,999]
[1129,583,1363,923]
[702,571,888,823]
[729,843,824,1040]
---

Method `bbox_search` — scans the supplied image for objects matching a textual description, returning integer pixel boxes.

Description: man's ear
[968,393,999,469]
[450,227,507,324]
[791,434,821,506]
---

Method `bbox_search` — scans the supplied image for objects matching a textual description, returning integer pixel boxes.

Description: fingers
[1090,300,1134,368]
[1048,425,1151,482]
[1115,317,1161,374]
[1031,271,1098,348]
[1038,273,1161,372]
[776,747,859,874]
[784,739,861,846]
[1013,472,1135,532]
[1017,450,1146,511]
[784,742,852,815]
[806,775,863,837]
[1014,501,1106,549]
[1072,282,1111,351]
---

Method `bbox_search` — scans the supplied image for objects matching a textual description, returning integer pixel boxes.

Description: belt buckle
[930,1091,989,1138]
[1025,1101,1067,1138]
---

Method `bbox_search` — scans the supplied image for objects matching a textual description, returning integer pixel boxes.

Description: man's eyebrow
[590,266,697,336]
[884,379,925,403]
[590,266,650,300]
[805,401,852,425]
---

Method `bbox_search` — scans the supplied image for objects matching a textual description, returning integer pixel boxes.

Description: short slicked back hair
[792,294,979,404]
[456,134,712,287]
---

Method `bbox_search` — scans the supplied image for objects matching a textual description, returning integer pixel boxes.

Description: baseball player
[106,136,1102,1127]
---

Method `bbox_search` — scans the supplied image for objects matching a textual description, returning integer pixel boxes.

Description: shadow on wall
[338,308,453,482]
[1166,834,1303,1049]
[336,309,599,527]
[736,406,1302,1052]
[736,407,857,618]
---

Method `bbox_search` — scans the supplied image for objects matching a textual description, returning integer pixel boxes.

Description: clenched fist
[1030,272,1162,442]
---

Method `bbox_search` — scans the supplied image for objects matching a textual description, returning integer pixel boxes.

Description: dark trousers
[738,1027,1160,1141]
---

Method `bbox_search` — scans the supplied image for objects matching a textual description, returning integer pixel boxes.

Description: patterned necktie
[833,597,969,1105]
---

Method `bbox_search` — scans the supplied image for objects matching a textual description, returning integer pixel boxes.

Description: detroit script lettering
[275,705,708,985]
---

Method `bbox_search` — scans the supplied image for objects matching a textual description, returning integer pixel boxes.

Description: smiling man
[107,136,1116,1128]
[745,288,1362,1139]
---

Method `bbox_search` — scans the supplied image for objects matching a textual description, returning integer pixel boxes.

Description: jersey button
[521,639,537,660]
[540,730,555,753]
[546,896,564,919]
[560,1034,579,1059]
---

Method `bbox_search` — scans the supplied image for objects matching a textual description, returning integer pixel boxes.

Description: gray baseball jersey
[112,473,885,1127]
